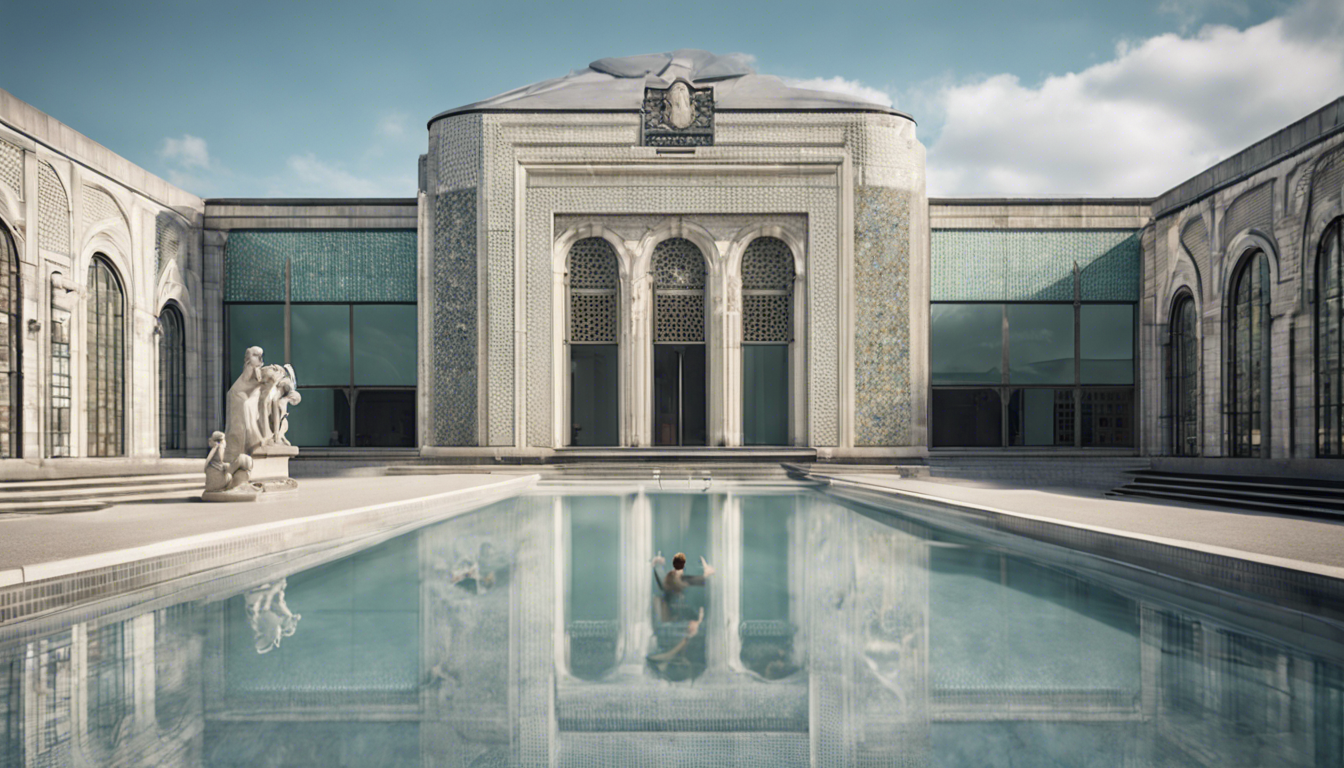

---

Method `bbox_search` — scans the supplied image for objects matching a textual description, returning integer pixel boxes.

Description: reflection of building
[1,491,1343,765]
[0,58,1341,474]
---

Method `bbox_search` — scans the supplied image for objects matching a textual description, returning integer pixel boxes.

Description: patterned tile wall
[223,230,417,302]
[931,230,1140,302]
[433,189,478,446]
[0,140,20,200]
[155,216,181,276]
[82,185,120,226]
[854,187,912,447]
[37,161,70,255]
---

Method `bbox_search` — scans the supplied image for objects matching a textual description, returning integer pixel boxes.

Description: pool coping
[0,474,538,626]
[818,475,1344,652]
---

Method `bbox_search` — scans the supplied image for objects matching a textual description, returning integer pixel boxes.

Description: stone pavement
[826,474,1344,574]
[0,474,522,573]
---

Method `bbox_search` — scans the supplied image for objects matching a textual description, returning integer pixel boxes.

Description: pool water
[2,487,1342,767]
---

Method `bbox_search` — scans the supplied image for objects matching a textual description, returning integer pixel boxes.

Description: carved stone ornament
[641,80,714,147]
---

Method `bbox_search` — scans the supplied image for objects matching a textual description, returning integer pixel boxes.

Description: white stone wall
[1144,130,1344,459]
[424,109,928,456]
[0,88,207,471]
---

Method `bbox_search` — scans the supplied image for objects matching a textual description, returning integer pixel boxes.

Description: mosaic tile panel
[433,189,478,446]
[931,230,1140,302]
[742,237,795,290]
[1223,181,1273,242]
[435,114,481,192]
[155,217,181,276]
[568,238,618,344]
[223,230,416,302]
[82,185,120,225]
[0,140,20,199]
[37,161,70,255]
[486,232,513,446]
[743,294,790,342]
[854,186,911,447]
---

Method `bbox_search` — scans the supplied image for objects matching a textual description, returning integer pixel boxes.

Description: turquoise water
[1,488,1342,767]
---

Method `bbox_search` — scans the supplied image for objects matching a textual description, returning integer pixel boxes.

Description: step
[1107,487,1344,519]
[0,488,206,515]
[0,472,204,492]
[1126,471,1344,496]
[0,480,204,504]
[1121,479,1344,508]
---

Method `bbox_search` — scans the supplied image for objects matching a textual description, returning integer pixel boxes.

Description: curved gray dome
[429,50,910,124]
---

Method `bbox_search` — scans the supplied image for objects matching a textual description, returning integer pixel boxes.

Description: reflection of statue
[245,579,301,654]
[203,431,255,494]
[665,81,693,129]
[223,346,266,464]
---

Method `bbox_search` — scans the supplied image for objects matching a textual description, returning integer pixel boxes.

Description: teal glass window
[1008,304,1074,384]
[570,345,619,447]
[1080,305,1134,384]
[288,387,350,448]
[743,345,789,445]
[931,304,1003,384]
[228,304,284,381]
[1008,388,1075,446]
[291,305,351,386]
[353,304,417,386]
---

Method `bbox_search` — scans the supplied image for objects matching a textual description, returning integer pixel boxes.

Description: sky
[1,0,1341,198]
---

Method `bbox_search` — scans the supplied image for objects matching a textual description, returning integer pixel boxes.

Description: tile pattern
[568,238,619,344]
[432,189,478,446]
[931,229,1141,302]
[155,217,181,276]
[82,185,120,226]
[37,161,70,255]
[435,114,481,192]
[1224,181,1274,246]
[223,230,416,303]
[1313,147,1344,212]
[0,140,20,200]
[1180,217,1211,296]
[854,187,912,446]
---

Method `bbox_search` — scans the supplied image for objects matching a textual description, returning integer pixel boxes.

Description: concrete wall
[0,88,207,475]
[1144,97,1344,460]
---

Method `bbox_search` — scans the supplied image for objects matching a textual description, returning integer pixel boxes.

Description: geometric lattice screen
[742,237,794,342]
[568,237,618,343]
[653,238,706,343]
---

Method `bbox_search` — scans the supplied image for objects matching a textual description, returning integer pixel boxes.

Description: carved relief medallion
[642,80,714,147]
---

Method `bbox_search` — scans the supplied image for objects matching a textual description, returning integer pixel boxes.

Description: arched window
[1317,218,1344,456]
[567,238,619,446]
[0,223,19,458]
[158,303,186,453]
[1228,250,1270,458]
[741,237,795,445]
[1169,294,1199,455]
[87,255,125,457]
[652,238,708,446]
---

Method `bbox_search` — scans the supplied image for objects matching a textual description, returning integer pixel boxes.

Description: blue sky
[2,0,1340,197]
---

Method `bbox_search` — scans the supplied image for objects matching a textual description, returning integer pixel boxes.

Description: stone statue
[224,346,266,464]
[666,81,693,129]
[204,347,300,501]
[204,431,255,494]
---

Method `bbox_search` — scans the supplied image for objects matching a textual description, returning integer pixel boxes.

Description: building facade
[0,54,1341,475]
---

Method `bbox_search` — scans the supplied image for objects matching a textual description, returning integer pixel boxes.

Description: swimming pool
[1,486,1341,766]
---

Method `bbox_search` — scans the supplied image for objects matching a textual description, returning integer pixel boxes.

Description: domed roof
[429,50,910,124]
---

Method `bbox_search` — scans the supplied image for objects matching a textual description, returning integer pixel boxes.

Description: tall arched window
[0,223,19,458]
[567,238,619,446]
[742,237,795,445]
[1317,218,1344,456]
[1169,294,1199,455]
[652,238,707,446]
[158,303,186,453]
[1229,250,1270,458]
[87,255,125,457]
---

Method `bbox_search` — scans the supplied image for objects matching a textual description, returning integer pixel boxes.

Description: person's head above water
[673,553,687,570]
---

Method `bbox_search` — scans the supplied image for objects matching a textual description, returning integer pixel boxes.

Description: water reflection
[0,489,1341,767]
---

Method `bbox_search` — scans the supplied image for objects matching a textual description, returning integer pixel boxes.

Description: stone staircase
[0,473,205,515]
[1107,470,1344,519]
[927,456,1151,490]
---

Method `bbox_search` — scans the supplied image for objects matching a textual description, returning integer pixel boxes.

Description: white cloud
[268,153,413,197]
[783,76,893,107]
[160,134,210,169]
[924,0,1344,197]
[376,112,409,140]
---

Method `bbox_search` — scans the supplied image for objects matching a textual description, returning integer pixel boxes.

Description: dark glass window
[227,304,284,381]
[1080,304,1134,384]
[1229,251,1270,458]
[1008,388,1075,446]
[49,292,71,458]
[1169,295,1200,456]
[931,388,1002,447]
[158,304,186,453]
[931,304,1002,384]
[568,238,619,446]
[1008,304,1074,384]
[87,256,125,457]
[1317,218,1344,457]
[742,237,794,445]
[652,239,708,446]
[0,225,18,458]
[1081,389,1134,447]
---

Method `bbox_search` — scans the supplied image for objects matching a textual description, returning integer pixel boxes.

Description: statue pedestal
[201,444,300,503]
[251,444,299,482]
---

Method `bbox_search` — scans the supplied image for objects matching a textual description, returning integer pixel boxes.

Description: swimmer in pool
[651,551,715,622]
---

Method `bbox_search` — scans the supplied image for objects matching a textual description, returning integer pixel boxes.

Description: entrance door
[653,344,706,446]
